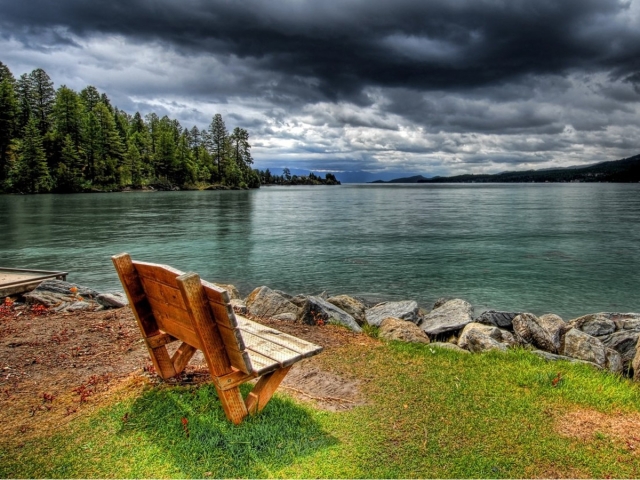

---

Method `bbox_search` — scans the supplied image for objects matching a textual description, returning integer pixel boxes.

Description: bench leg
[245,366,292,415]
[171,342,197,375]
[217,386,249,424]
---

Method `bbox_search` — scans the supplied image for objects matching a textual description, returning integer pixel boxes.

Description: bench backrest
[125,259,253,374]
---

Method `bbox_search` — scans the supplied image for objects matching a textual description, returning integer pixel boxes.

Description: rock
[458,323,518,350]
[245,286,300,319]
[290,294,309,308]
[428,342,470,353]
[568,313,617,337]
[64,301,95,312]
[301,296,362,332]
[214,283,241,300]
[230,299,247,315]
[327,295,366,326]
[317,290,329,299]
[465,330,508,353]
[419,299,473,336]
[271,312,298,322]
[96,292,128,308]
[512,313,559,353]
[273,290,294,300]
[365,300,419,327]
[432,297,453,310]
[632,337,640,381]
[530,350,602,368]
[606,348,624,374]
[378,317,430,344]
[24,279,99,307]
[538,314,571,352]
[600,330,640,367]
[561,328,607,368]
[475,310,520,329]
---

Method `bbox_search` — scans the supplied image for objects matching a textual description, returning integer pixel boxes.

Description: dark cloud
[1,0,640,178]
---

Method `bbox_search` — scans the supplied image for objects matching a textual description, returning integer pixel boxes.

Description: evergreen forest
[0,62,340,193]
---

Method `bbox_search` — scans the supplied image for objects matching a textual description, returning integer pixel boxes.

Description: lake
[1,184,639,320]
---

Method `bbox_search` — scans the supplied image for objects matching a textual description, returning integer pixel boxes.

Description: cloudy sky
[2,0,640,181]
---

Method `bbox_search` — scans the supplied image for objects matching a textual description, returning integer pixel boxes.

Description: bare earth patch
[0,303,373,443]
[556,408,640,453]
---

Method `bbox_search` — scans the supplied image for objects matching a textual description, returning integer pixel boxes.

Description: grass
[2,341,640,478]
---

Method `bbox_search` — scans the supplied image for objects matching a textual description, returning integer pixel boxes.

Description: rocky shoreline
[20,279,640,381]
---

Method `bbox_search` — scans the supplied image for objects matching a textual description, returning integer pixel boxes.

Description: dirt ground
[0,300,376,443]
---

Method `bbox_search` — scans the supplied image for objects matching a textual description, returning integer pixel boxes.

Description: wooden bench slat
[241,330,303,367]
[245,349,281,375]
[217,323,247,352]
[134,261,185,287]
[140,277,186,311]
[202,280,231,304]
[237,316,323,358]
[208,300,239,329]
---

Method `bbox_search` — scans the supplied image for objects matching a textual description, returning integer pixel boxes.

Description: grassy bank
[2,341,640,478]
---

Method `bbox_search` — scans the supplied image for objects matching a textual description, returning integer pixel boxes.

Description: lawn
[2,340,640,478]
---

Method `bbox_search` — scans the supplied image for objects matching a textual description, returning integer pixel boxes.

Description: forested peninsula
[0,63,339,194]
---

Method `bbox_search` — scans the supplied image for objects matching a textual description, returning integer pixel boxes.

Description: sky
[1,0,640,181]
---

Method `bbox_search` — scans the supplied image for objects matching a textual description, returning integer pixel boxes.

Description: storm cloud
[2,0,639,179]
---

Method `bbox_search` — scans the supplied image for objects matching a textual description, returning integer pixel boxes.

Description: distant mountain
[371,154,640,184]
[369,174,430,183]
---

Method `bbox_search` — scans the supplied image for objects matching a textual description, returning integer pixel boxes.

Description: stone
[24,279,99,307]
[271,312,298,322]
[245,286,300,319]
[428,342,470,353]
[365,300,420,327]
[290,294,309,308]
[419,299,473,336]
[214,283,241,300]
[561,328,607,367]
[64,301,95,312]
[230,299,248,315]
[632,336,640,381]
[529,350,602,369]
[512,313,558,353]
[458,323,517,350]
[465,330,508,353]
[273,290,294,300]
[96,292,128,308]
[327,295,366,326]
[432,297,453,310]
[475,310,520,329]
[378,317,430,344]
[538,313,571,352]
[600,330,640,367]
[605,348,624,374]
[301,296,362,332]
[568,313,617,337]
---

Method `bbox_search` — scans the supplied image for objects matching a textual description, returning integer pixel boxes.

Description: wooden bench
[112,253,323,424]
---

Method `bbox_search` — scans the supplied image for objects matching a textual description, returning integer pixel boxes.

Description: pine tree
[0,77,18,183]
[56,134,84,192]
[16,74,32,132]
[9,117,52,193]
[208,114,228,183]
[80,86,101,113]
[52,85,82,147]
[28,68,55,137]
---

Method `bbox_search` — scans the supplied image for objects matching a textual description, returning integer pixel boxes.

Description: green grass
[3,342,640,478]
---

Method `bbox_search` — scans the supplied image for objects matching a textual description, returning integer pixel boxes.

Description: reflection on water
[1,183,639,319]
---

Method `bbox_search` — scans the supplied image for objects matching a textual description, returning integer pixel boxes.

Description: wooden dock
[0,267,68,298]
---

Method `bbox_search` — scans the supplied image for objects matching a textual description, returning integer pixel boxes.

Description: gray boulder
[365,300,419,327]
[475,310,520,329]
[327,295,366,326]
[96,292,128,308]
[419,299,473,336]
[273,290,294,300]
[290,294,309,308]
[24,279,99,307]
[465,330,508,353]
[538,314,571,352]
[271,312,297,322]
[245,286,300,319]
[632,336,640,381]
[568,313,616,337]
[561,328,608,367]
[379,317,430,344]
[606,348,624,374]
[214,283,241,300]
[458,323,517,350]
[432,297,454,310]
[301,296,362,332]
[600,330,640,367]
[530,350,602,368]
[512,313,560,353]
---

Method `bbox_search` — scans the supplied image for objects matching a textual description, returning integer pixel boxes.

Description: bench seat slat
[237,316,323,358]
[245,349,281,376]
[241,330,303,367]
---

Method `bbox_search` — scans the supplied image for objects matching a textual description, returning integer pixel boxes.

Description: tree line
[0,62,260,193]
[257,168,340,186]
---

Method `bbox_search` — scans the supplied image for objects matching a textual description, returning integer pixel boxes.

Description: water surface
[1,184,638,319]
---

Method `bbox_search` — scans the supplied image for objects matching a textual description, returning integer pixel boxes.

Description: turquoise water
[1,184,639,320]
